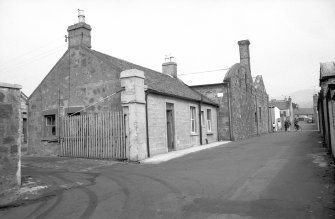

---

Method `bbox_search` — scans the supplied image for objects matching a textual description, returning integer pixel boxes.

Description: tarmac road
[1,127,334,219]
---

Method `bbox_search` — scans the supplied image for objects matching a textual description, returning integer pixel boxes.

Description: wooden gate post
[120,69,147,161]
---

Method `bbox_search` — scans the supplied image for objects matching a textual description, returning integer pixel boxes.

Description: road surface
[1,128,334,218]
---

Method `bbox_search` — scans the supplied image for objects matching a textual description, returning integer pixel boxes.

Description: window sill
[190,133,198,136]
[207,132,214,135]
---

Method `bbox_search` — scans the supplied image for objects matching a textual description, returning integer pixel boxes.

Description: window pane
[207,109,211,120]
[44,115,56,137]
[201,111,204,126]
[190,107,196,133]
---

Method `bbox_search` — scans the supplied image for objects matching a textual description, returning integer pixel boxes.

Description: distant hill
[272,89,316,108]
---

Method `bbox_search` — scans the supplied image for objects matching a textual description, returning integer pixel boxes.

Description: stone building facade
[253,75,270,134]
[313,94,319,130]
[318,61,335,158]
[0,82,22,195]
[28,16,218,160]
[191,40,270,141]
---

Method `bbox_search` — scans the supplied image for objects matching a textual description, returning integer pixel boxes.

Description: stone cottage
[269,97,294,126]
[318,61,335,158]
[191,40,270,141]
[27,14,218,160]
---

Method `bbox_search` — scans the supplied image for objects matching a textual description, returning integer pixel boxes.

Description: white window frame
[207,109,212,132]
[190,106,197,134]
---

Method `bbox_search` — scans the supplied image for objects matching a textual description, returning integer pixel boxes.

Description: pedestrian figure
[277,121,282,131]
[294,118,301,131]
[284,119,291,131]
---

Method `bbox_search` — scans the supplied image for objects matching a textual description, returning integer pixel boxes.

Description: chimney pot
[162,61,177,78]
[78,9,85,23]
[67,10,92,48]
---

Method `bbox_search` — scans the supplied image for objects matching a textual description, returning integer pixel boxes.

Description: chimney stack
[162,56,177,78]
[67,9,92,48]
[238,40,251,74]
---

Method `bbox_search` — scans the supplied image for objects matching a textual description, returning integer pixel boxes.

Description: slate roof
[294,108,314,115]
[269,100,289,110]
[320,61,335,79]
[86,47,217,106]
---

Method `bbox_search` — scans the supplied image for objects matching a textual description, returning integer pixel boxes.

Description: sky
[0,0,334,99]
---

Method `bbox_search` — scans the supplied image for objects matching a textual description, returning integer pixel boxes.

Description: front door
[166,103,175,152]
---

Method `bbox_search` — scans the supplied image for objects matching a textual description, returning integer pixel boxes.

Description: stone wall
[147,93,218,156]
[253,75,270,134]
[328,95,335,158]
[0,83,21,195]
[320,78,335,154]
[226,64,256,140]
[28,46,122,156]
[191,83,230,141]
[192,63,267,141]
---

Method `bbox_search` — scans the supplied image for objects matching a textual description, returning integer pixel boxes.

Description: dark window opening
[44,115,56,137]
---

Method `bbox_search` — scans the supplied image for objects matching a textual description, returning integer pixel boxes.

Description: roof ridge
[89,49,217,106]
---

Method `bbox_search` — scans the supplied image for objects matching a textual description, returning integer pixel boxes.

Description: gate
[60,111,128,160]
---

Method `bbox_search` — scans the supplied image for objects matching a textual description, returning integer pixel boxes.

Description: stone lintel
[120,69,145,79]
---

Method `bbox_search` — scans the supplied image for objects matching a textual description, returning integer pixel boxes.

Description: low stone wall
[0,82,22,195]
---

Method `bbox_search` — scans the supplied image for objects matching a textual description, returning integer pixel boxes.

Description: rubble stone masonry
[0,83,21,194]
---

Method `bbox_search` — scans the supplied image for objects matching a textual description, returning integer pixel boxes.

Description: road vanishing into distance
[1,123,334,219]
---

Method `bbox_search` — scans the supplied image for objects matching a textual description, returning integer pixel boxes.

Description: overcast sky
[1,0,334,98]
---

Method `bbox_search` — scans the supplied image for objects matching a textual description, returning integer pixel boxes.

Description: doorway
[166,103,175,152]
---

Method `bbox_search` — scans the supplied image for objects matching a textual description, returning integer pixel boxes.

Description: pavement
[141,141,231,164]
[1,126,334,218]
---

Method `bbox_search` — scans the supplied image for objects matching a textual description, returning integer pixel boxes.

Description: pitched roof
[253,75,266,92]
[320,61,335,79]
[86,48,217,106]
[294,108,314,115]
[269,100,289,110]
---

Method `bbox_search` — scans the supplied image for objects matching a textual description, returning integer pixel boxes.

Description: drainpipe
[198,96,203,145]
[269,106,273,132]
[226,80,233,141]
[255,95,259,136]
[145,90,150,158]
[267,105,272,132]
[217,104,219,142]
[326,95,332,155]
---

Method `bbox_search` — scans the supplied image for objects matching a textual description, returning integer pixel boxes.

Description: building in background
[293,108,314,122]
[269,106,281,131]
[313,94,319,130]
[269,97,295,128]
[191,40,270,141]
